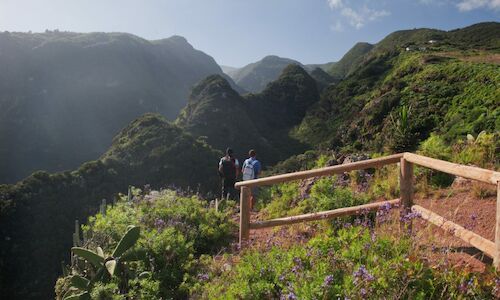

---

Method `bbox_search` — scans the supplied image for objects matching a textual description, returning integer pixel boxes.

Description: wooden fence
[234,153,500,268]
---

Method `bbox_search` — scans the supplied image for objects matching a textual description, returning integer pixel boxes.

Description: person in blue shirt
[241,149,261,209]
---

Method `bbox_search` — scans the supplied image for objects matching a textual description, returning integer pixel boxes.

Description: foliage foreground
[194,223,500,299]
[56,189,236,300]
[57,176,500,299]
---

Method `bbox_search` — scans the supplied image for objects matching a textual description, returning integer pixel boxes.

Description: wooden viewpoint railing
[234,153,500,268]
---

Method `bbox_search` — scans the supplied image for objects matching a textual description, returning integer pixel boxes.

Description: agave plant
[389,105,417,152]
[63,226,143,300]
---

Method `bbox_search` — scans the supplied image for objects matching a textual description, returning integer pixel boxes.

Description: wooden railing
[235,152,500,268]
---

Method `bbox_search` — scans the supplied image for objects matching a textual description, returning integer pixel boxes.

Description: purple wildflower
[353,265,374,284]
[323,274,334,287]
[197,273,209,281]
[400,211,421,223]
[360,288,367,297]
[376,202,392,223]
[493,278,500,294]
[364,243,371,250]
[154,218,166,231]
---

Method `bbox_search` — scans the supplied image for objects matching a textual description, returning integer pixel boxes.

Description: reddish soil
[433,51,500,64]
[243,181,498,273]
[413,182,497,272]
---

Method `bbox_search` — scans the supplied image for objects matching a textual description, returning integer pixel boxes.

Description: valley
[0,21,498,299]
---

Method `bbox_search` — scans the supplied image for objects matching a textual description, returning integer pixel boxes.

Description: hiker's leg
[229,178,237,200]
[221,179,228,199]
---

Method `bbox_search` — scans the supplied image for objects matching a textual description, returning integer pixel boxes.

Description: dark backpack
[220,157,236,179]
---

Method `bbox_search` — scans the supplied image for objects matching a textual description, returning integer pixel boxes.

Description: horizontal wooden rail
[239,152,500,270]
[412,205,495,258]
[250,199,400,229]
[236,153,403,188]
[404,153,500,185]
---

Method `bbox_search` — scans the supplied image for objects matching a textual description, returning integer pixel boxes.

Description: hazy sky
[0,0,498,66]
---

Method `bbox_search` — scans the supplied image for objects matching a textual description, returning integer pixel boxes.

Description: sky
[0,0,498,67]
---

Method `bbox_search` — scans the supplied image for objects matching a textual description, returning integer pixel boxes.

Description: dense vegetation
[224,55,303,93]
[0,31,239,184]
[195,227,498,299]
[0,114,221,299]
[55,137,499,299]
[177,64,320,165]
[296,22,500,153]
[0,22,498,300]
[327,42,374,80]
[55,189,235,300]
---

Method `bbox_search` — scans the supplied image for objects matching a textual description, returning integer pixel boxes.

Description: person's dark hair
[226,147,234,156]
[249,149,256,157]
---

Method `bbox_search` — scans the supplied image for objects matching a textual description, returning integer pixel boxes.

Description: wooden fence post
[495,182,500,269]
[239,186,251,247]
[400,157,414,233]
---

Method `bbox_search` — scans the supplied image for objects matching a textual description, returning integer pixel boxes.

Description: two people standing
[218,148,260,206]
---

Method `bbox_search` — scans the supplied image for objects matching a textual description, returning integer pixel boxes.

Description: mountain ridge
[0,31,241,184]
[177,64,319,165]
[0,113,222,299]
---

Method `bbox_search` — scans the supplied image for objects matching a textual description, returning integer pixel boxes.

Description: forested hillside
[177,65,319,165]
[295,22,500,153]
[0,114,221,299]
[0,31,238,184]
[0,22,498,300]
[327,42,374,80]
[224,55,303,93]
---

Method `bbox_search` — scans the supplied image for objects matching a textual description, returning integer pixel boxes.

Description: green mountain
[1,21,498,300]
[373,22,499,52]
[304,61,337,72]
[225,55,303,93]
[327,42,374,80]
[0,31,239,184]
[295,22,500,152]
[309,67,336,91]
[220,65,239,74]
[0,113,221,299]
[177,64,320,164]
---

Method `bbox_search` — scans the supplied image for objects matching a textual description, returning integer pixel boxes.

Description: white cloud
[326,0,390,30]
[328,0,344,9]
[330,20,344,32]
[456,0,500,11]
[419,0,500,11]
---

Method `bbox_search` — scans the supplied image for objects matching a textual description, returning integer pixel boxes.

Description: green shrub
[56,189,236,299]
[300,177,368,213]
[452,131,499,167]
[193,226,496,299]
[368,164,400,199]
[90,282,122,300]
[417,134,455,187]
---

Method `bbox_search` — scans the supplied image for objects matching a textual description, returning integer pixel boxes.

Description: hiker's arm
[235,159,240,178]
[255,161,261,177]
[218,160,224,176]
